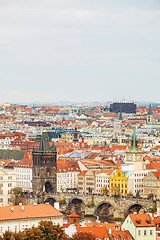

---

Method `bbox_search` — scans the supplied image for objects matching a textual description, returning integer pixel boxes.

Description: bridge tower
[32,132,57,194]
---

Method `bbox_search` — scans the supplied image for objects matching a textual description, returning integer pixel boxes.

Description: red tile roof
[57,159,80,172]
[110,230,134,240]
[0,204,63,221]
[68,212,80,218]
[129,214,155,227]
[76,226,110,240]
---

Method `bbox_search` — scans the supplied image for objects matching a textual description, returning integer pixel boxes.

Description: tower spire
[148,103,153,115]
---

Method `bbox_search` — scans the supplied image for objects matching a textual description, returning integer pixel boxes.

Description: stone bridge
[40,193,158,220]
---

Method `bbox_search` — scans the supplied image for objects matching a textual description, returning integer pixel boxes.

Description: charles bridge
[26,193,158,220]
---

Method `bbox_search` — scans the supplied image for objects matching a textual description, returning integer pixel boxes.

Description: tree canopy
[0,221,95,240]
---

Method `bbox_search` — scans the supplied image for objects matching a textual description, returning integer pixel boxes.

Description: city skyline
[0,0,160,103]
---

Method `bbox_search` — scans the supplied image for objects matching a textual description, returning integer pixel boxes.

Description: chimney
[21,206,24,211]
[19,203,22,206]
[109,229,111,234]
[54,202,59,211]
[11,207,14,212]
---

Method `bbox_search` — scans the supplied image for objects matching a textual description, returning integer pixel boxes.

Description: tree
[127,192,133,197]
[11,187,26,205]
[0,221,67,240]
[13,231,24,240]
[148,193,154,199]
[2,231,13,240]
[100,186,109,195]
[72,232,95,240]
[24,227,43,240]
[38,221,65,240]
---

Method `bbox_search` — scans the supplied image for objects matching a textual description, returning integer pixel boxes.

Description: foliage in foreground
[0,221,95,240]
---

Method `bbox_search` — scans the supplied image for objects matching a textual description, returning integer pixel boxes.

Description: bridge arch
[95,201,114,217]
[44,197,56,207]
[125,203,146,218]
[67,198,85,215]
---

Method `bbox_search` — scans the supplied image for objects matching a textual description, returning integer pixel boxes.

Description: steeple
[119,110,122,120]
[131,127,137,149]
[73,126,79,142]
[148,103,153,116]
[50,140,57,152]
[39,132,50,152]
[127,127,142,153]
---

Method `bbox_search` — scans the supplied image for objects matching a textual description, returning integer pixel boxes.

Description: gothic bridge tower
[32,132,57,194]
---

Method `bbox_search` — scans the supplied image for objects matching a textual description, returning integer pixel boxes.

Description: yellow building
[60,132,74,142]
[109,169,128,196]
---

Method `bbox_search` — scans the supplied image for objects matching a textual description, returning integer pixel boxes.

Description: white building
[57,159,80,192]
[122,213,156,240]
[14,152,33,192]
[121,164,150,196]
[0,168,16,206]
[0,203,63,235]
[95,169,115,194]
[0,135,14,149]
[5,151,33,192]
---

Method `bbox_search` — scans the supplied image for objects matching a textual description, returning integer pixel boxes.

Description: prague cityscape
[0,0,160,240]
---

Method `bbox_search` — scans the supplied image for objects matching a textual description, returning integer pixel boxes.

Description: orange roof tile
[0,204,63,221]
[76,226,110,239]
[68,212,80,218]
[110,230,134,240]
[129,214,155,227]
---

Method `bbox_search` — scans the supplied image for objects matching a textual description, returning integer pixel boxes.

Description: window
[150,230,152,235]
[0,198,3,202]
[138,230,141,235]
[8,183,12,187]
[144,230,147,236]
[8,176,12,180]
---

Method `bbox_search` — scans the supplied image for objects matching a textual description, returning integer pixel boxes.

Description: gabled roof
[76,226,110,240]
[147,161,160,171]
[68,212,80,218]
[129,214,155,227]
[110,230,134,240]
[57,159,80,172]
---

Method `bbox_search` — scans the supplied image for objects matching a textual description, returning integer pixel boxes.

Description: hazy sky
[0,0,160,103]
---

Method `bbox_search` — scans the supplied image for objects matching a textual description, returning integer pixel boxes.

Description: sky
[0,0,160,103]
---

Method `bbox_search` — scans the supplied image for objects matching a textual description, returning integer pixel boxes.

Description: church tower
[147,103,153,124]
[32,132,57,194]
[73,126,79,142]
[125,128,145,170]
